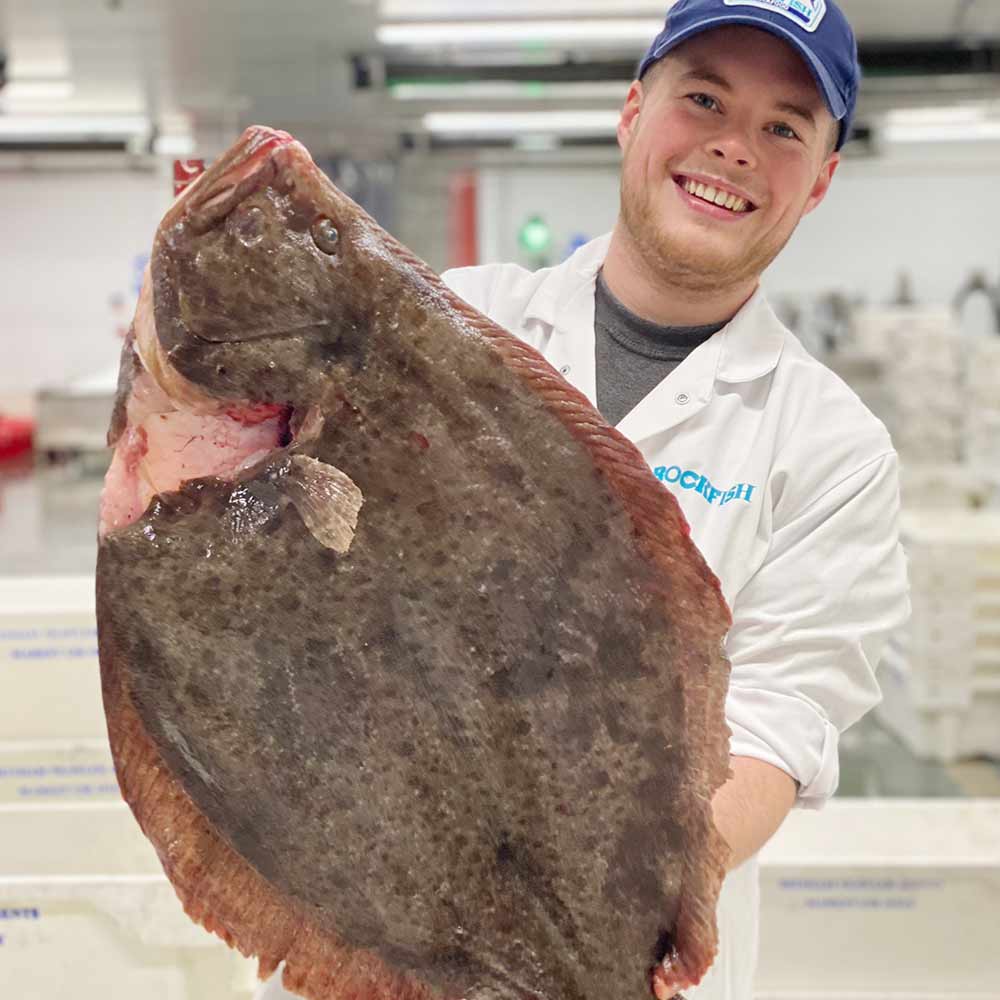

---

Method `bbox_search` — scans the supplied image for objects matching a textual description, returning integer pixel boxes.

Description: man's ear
[617,80,644,152]
[803,151,840,216]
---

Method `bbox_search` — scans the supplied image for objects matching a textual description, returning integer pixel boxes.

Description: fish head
[149,125,401,409]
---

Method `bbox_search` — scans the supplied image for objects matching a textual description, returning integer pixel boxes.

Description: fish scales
[96,125,732,1000]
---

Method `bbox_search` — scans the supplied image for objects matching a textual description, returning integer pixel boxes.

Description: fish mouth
[166,125,297,235]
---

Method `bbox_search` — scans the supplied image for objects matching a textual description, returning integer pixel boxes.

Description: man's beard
[619,170,793,293]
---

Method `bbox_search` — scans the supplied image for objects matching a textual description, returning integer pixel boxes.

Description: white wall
[473,143,1000,316]
[768,143,1000,308]
[1,165,172,404]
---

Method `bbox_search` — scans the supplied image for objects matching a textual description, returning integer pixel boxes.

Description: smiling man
[442,1,910,998]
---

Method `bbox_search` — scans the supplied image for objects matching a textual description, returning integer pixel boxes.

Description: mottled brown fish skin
[97,126,731,1000]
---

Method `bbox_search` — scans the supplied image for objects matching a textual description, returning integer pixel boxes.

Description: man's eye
[689,93,719,112]
[771,122,799,140]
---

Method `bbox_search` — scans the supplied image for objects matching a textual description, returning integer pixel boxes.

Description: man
[441,1,911,997]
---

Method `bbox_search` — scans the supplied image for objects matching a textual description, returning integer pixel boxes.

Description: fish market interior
[1,0,1000,997]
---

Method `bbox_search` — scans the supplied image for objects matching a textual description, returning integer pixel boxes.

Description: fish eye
[311,217,340,255]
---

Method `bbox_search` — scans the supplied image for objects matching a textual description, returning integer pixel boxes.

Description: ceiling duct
[363,40,1000,88]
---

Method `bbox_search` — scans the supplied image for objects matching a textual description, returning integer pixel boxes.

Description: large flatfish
[96,125,732,1000]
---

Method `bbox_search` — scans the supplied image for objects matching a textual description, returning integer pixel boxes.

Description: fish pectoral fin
[285,455,363,553]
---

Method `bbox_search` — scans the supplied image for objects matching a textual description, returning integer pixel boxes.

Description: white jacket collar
[522,232,787,385]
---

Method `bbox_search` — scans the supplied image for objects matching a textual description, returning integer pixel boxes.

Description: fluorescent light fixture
[378,19,661,47]
[882,104,1000,143]
[391,80,627,101]
[885,105,990,126]
[0,80,75,103]
[883,121,1000,144]
[0,115,151,139]
[380,1,672,16]
[423,109,619,136]
[7,53,72,80]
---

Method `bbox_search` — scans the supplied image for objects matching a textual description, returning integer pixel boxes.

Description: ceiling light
[0,80,75,104]
[0,115,151,139]
[885,105,990,126]
[391,80,627,101]
[882,104,1000,143]
[380,1,671,16]
[7,52,72,80]
[377,19,662,47]
[883,120,1000,144]
[423,110,619,136]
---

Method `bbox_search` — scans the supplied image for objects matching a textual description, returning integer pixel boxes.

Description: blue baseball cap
[637,0,861,150]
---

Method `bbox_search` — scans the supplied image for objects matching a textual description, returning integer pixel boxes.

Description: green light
[518,215,551,255]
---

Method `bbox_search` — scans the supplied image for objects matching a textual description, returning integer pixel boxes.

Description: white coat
[441,232,911,999]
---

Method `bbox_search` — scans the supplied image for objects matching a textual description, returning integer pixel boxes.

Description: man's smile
[672,172,759,216]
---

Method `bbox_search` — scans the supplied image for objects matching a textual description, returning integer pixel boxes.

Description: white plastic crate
[876,512,1000,762]
[0,576,105,743]
[0,801,259,999]
[0,577,261,998]
[848,307,965,463]
[878,647,1000,763]
[848,306,956,360]
[756,799,1000,998]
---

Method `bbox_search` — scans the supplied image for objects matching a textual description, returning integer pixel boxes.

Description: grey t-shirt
[594,270,727,426]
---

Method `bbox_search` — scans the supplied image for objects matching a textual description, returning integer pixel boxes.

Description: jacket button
[675,392,690,405]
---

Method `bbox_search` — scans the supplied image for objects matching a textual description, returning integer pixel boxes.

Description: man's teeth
[682,178,750,213]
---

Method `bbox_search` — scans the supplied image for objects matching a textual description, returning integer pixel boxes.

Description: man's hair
[639,57,840,158]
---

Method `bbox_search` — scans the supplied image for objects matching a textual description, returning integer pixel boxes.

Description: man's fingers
[652,949,694,1000]
[653,981,687,1000]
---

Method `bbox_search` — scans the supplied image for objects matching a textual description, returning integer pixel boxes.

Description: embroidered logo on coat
[653,465,758,507]
[723,0,827,32]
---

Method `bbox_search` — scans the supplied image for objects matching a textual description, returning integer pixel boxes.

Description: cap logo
[723,0,827,32]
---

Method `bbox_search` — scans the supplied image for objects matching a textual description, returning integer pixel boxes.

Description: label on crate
[0,908,41,949]
[777,875,945,910]
[0,620,98,661]
[0,749,119,804]
[0,615,106,740]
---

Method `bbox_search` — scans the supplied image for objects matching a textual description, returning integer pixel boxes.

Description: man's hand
[650,756,797,1000]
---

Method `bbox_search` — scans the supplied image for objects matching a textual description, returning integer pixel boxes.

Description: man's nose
[705,130,757,169]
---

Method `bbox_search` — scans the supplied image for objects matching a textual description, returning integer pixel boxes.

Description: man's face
[617,26,840,290]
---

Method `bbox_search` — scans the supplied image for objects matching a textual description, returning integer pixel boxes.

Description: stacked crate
[848,307,964,463]
[898,461,998,510]
[0,576,257,1000]
[962,334,1000,468]
[886,314,963,463]
[876,511,1000,762]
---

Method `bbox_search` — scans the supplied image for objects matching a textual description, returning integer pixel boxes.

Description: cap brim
[641,14,847,121]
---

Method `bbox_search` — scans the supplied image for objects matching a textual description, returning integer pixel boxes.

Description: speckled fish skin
[96,126,732,1000]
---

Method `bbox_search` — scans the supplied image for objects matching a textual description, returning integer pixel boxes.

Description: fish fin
[285,455,363,553]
